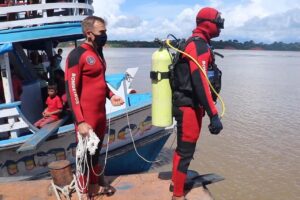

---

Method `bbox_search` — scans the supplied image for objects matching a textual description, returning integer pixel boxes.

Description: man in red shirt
[34,84,63,128]
[65,16,124,197]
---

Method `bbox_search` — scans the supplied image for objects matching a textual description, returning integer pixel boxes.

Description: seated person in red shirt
[34,84,63,128]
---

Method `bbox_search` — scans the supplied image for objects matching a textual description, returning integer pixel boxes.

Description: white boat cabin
[0,0,93,30]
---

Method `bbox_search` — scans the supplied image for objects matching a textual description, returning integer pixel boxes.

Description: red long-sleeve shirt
[65,43,114,128]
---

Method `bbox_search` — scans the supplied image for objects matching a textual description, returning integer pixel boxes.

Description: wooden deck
[0,172,217,200]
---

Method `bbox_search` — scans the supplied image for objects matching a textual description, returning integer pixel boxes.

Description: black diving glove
[208,115,223,135]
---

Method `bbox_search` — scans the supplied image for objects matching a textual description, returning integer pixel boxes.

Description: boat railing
[0,0,94,30]
[0,101,38,139]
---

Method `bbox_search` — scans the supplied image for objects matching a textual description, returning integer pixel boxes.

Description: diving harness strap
[166,39,226,118]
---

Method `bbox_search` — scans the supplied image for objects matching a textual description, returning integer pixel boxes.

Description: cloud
[92,0,125,25]
[220,0,300,27]
[121,2,197,20]
[109,4,201,41]
[113,16,142,29]
[92,0,300,42]
[222,8,300,43]
[93,0,202,40]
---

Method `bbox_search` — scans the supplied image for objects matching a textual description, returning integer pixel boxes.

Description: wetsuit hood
[193,7,223,40]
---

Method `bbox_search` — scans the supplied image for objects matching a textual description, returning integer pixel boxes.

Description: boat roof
[0,22,84,45]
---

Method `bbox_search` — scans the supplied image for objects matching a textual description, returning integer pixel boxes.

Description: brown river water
[61,47,300,200]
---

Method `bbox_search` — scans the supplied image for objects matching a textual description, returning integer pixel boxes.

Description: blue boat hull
[105,129,171,175]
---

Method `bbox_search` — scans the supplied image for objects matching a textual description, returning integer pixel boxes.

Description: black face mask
[92,32,107,47]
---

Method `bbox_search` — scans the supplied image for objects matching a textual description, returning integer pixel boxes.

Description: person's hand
[78,122,92,137]
[110,95,124,106]
[208,115,223,135]
[43,111,51,117]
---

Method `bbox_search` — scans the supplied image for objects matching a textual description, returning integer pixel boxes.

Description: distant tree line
[107,40,300,51]
[211,40,300,51]
[58,40,300,51]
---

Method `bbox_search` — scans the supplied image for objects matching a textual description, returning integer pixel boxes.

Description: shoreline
[57,41,300,51]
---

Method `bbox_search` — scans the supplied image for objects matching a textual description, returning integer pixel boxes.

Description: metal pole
[42,0,47,18]
[0,53,19,138]
[0,53,14,103]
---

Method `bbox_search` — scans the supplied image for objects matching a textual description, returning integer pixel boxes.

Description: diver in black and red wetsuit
[171,7,224,200]
[65,16,124,198]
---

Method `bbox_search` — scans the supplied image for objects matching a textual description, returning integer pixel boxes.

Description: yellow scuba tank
[150,47,173,127]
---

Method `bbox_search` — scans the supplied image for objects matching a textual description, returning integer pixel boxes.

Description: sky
[92,0,300,43]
